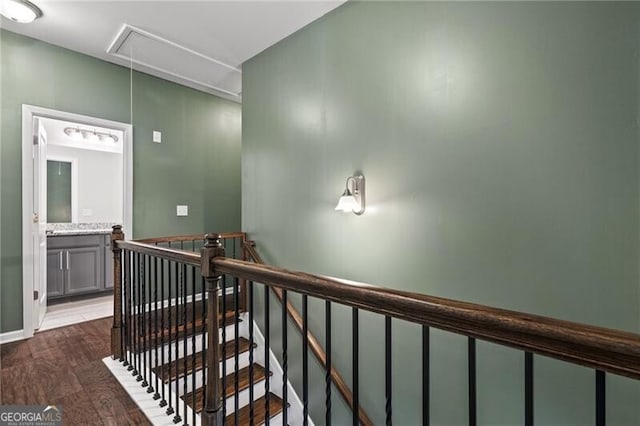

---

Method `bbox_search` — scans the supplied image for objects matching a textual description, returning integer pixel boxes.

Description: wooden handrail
[243,242,374,426]
[214,256,640,381]
[116,240,201,267]
[135,232,245,245]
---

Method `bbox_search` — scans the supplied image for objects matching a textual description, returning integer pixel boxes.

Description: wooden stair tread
[133,296,244,326]
[182,364,270,413]
[134,311,240,350]
[152,338,254,383]
[225,393,284,425]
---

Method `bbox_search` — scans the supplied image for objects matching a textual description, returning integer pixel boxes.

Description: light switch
[82,208,93,217]
[176,205,188,216]
[153,131,162,143]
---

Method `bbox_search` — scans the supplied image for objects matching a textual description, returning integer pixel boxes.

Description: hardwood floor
[0,317,150,425]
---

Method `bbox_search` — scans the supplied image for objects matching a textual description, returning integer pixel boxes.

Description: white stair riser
[134,322,239,368]
[112,312,313,426]
[222,377,267,414]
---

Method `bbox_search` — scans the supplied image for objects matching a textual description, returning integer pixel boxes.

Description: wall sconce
[335,174,365,215]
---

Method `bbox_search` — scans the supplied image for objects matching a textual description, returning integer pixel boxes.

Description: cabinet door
[64,246,103,295]
[46,250,65,298]
[104,246,114,289]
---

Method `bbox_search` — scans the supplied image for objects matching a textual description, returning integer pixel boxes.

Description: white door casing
[21,105,133,339]
[33,118,48,330]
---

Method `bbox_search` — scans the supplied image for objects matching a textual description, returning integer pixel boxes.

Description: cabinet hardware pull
[59,252,63,270]
[66,251,70,270]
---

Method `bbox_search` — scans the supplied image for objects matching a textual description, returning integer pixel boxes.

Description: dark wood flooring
[0,318,150,425]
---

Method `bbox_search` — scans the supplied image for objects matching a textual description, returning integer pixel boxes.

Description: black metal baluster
[423,326,430,426]
[136,253,143,382]
[221,268,227,419]
[166,261,174,416]
[525,352,533,426]
[249,281,255,426]
[352,308,359,426]
[282,290,288,426]
[160,258,167,408]
[132,251,138,377]
[264,285,271,425]
[325,301,332,426]
[191,266,197,426]
[142,255,150,390]
[385,316,392,426]
[303,295,309,426]
[124,250,132,371]
[468,337,477,426]
[596,370,606,426]
[234,275,240,425]
[153,256,160,399]
[183,264,188,426]
[201,276,206,416]
[173,261,181,424]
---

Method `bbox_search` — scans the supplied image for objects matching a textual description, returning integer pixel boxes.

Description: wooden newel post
[201,233,225,426]
[111,225,125,360]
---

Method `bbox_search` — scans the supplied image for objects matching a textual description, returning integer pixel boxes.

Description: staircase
[107,231,334,425]
[105,294,309,426]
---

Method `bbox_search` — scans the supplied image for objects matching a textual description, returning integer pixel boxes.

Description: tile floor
[38,295,113,332]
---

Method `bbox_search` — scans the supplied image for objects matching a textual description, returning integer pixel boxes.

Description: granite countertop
[46,223,118,237]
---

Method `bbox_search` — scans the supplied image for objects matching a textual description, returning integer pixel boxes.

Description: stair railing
[243,239,374,426]
[212,239,640,426]
[112,228,640,425]
[111,228,246,426]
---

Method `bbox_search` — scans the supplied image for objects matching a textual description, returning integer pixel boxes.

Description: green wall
[242,2,640,424]
[0,29,241,333]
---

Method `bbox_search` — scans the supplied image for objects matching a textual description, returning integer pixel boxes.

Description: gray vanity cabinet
[46,249,65,298]
[65,246,103,295]
[47,234,108,300]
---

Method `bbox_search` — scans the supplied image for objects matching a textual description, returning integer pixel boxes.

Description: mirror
[47,160,73,223]
[42,117,124,225]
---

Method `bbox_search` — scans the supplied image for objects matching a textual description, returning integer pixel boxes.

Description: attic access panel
[108,24,241,98]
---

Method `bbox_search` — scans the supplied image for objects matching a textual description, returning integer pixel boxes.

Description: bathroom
[39,115,125,331]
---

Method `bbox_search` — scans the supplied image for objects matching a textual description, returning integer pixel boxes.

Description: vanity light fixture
[335,174,365,215]
[0,0,43,23]
[64,127,119,143]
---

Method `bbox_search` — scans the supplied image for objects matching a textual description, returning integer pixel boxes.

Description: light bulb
[0,0,42,23]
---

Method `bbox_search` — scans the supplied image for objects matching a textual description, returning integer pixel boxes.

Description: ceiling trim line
[109,50,240,97]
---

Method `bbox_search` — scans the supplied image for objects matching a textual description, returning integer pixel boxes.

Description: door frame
[21,104,133,338]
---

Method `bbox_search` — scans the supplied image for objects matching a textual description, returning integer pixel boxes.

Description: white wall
[47,144,123,223]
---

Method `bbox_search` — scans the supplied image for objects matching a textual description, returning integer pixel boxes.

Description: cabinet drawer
[48,234,104,249]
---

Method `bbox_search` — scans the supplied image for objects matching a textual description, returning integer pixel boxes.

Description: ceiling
[1,1,345,102]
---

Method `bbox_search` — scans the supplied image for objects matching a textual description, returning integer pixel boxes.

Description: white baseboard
[0,329,26,344]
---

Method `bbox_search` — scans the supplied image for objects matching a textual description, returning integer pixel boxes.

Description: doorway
[22,105,133,338]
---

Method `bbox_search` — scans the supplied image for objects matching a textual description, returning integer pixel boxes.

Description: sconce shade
[335,191,359,212]
[335,174,365,215]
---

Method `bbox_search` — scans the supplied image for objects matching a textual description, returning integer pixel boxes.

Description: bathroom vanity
[46,224,115,301]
